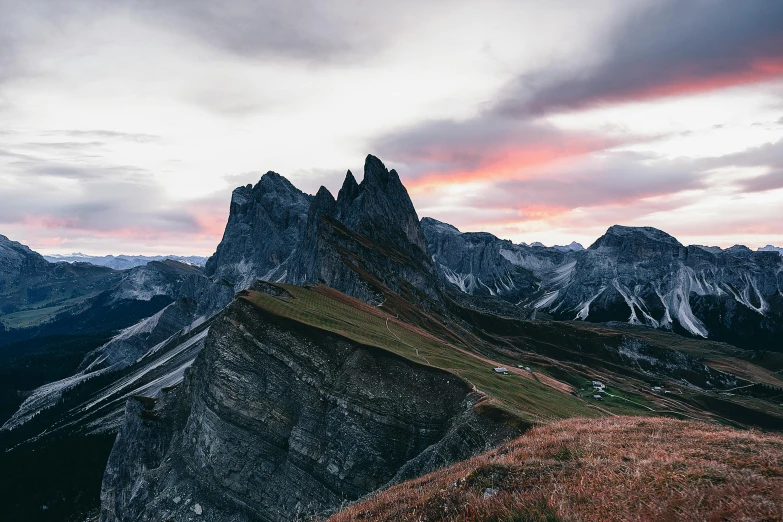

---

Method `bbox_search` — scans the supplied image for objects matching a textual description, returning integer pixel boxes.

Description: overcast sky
[1,0,782,255]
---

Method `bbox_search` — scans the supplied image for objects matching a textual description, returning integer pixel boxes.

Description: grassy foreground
[328,416,783,522]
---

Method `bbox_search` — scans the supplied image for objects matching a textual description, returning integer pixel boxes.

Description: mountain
[282,156,441,310]
[4,156,783,522]
[422,217,557,302]
[205,171,313,289]
[426,222,783,350]
[100,283,519,522]
[43,253,208,269]
[759,244,783,255]
[0,155,450,521]
[518,240,583,252]
[552,241,584,252]
[0,234,50,281]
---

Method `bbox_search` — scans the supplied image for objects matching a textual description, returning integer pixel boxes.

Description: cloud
[496,0,783,116]
[376,117,625,191]
[51,130,161,143]
[708,138,783,169]
[474,153,705,211]
[0,0,431,73]
[738,170,783,193]
[134,0,393,62]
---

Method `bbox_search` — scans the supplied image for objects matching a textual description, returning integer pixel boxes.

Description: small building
[494,367,509,375]
[593,394,603,401]
[592,380,603,387]
[652,386,662,393]
[525,367,532,372]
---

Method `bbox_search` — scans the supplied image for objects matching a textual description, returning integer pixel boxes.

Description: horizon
[19,166,783,256]
[1,1,782,255]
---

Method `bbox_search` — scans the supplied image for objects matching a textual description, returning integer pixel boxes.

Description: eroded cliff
[100,287,519,522]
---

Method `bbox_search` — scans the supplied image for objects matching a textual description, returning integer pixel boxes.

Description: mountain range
[42,253,208,269]
[1,155,782,522]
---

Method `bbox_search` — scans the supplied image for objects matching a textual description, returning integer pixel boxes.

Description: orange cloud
[403,136,614,194]
[606,58,783,105]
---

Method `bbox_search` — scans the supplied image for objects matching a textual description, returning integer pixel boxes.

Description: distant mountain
[518,240,584,252]
[426,223,783,349]
[552,241,585,252]
[43,253,207,269]
[759,245,783,255]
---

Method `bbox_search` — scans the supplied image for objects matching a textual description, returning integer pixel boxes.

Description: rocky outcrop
[205,172,312,290]
[284,155,442,307]
[100,290,518,522]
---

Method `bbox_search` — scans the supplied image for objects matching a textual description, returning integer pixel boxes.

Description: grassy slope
[572,321,783,387]
[241,284,655,423]
[463,312,783,428]
[0,292,101,329]
[328,416,783,522]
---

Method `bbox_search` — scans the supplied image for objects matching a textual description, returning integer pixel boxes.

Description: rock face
[100,290,515,522]
[283,156,440,307]
[0,234,50,282]
[427,222,783,349]
[422,218,561,302]
[205,172,313,290]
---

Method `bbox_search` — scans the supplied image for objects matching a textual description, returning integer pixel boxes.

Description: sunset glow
[1,0,781,255]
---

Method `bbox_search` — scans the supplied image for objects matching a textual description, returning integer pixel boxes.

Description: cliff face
[205,172,313,290]
[284,155,441,308]
[100,289,517,522]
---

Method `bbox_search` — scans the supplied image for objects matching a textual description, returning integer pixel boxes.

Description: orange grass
[328,416,783,522]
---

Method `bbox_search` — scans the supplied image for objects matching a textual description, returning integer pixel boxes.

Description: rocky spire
[204,171,313,288]
[337,155,428,257]
[336,170,360,215]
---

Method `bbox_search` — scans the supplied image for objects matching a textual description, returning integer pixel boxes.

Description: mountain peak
[205,172,312,284]
[421,217,461,235]
[361,154,393,186]
[553,241,584,252]
[0,233,50,279]
[600,225,682,247]
[311,186,337,219]
[337,170,360,213]
[336,155,428,256]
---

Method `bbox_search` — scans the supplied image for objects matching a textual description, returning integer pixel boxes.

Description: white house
[494,367,509,375]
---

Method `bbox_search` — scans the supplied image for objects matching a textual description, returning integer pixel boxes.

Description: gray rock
[205,172,312,290]
[99,293,519,522]
[426,221,783,349]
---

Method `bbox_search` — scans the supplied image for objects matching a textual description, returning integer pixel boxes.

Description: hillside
[329,416,783,522]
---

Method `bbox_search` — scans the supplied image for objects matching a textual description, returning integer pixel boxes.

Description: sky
[1,0,782,256]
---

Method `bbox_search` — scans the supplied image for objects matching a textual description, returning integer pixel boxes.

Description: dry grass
[328,416,783,522]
